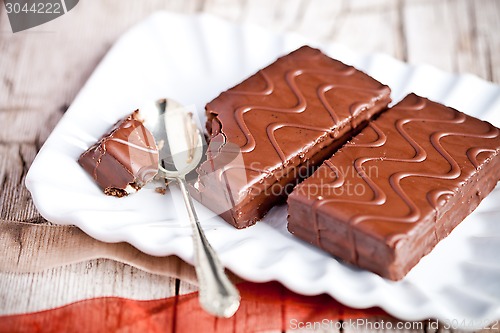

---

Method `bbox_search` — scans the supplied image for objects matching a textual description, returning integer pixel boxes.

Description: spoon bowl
[145,98,240,318]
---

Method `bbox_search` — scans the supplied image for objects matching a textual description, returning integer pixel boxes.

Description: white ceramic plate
[26,12,500,328]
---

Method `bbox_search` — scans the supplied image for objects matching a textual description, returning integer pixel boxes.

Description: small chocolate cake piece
[288,94,500,280]
[79,111,159,197]
[194,46,391,228]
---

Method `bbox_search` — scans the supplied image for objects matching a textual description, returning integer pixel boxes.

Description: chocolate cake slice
[288,93,500,280]
[194,46,391,228]
[79,110,159,197]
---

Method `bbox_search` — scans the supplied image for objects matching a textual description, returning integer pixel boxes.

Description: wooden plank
[347,0,398,11]
[0,259,177,315]
[0,144,41,222]
[0,220,197,316]
[269,0,303,32]
[240,0,304,33]
[0,219,252,318]
[403,0,499,83]
[473,0,500,83]
[326,0,400,58]
[241,0,281,26]
[203,0,248,21]
[0,221,195,280]
[451,0,490,81]
[178,280,199,295]
[294,0,344,42]
[404,0,456,72]
[0,109,61,144]
[0,0,204,110]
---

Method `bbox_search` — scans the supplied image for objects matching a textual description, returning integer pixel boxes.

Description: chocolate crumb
[155,187,166,195]
[104,187,128,198]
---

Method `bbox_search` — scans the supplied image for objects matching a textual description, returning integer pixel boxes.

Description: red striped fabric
[0,281,387,332]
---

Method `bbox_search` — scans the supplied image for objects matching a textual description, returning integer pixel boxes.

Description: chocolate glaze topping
[288,93,500,280]
[194,46,391,228]
[79,111,159,197]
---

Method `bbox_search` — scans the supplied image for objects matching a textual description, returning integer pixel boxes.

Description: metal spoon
[146,98,240,318]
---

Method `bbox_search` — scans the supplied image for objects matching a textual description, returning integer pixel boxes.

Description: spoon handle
[177,176,241,318]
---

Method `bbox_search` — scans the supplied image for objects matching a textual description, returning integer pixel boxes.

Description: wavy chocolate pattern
[226,70,275,96]
[298,94,500,243]
[198,46,391,228]
[232,69,385,154]
[288,93,500,279]
[211,69,389,185]
[466,147,498,169]
[350,122,387,148]
[426,189,454,209]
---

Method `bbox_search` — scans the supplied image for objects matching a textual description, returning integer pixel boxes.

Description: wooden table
[1,0,499,332]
